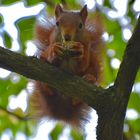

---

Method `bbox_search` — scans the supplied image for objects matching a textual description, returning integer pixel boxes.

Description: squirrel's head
[55,4,88,42]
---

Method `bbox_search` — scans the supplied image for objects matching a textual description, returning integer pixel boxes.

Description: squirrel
[31,4,104,128]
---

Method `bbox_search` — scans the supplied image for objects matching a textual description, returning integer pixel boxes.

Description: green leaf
[102,56,115,86]
[135,71,140,83]
[128,118,140,133]
[25,0,43,6]
[0,109,20,136]
[66,0,79,8]
[0,75,27,107]
[128,93,140,113]
[1,0,20,5]
[3,32,12,49]
[70,129,84,140]
[103,0,112,9]
[25,120,38,136]
[16,17,35,53]
[129,0,136,5]
[0,14,3,25]
[50,123,63,140]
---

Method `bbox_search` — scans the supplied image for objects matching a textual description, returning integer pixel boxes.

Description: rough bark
[96,17,140,140]
[0,17,140,140]
[0,46,104,109]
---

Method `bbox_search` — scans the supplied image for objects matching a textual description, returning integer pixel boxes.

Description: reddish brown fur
[31,4,104,127]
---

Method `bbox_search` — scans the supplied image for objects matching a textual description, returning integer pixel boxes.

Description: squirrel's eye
[79,23,83,29]
[56,21,59,26]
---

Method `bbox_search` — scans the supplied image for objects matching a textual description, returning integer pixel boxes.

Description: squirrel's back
[31,4,104,127]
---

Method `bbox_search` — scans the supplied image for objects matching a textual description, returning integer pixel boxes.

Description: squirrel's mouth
[64,34,71,41]
[61,33,73,42]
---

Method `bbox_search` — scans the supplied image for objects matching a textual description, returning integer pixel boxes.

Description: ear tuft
[80,5,88,23]
[55,4,63,18]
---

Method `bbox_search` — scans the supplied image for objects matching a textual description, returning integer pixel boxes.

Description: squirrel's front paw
[49,42,66,65]
[69,42,84,58]
[52,42,64,57]
[83,74,98,85]
[40,42,64,66]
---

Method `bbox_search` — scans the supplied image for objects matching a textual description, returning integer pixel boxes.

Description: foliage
[0,0,139,140]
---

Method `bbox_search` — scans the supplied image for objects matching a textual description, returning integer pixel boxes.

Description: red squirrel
[31,4,104,127]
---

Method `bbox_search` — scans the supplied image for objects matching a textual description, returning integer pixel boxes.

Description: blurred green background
[0,0,140,140]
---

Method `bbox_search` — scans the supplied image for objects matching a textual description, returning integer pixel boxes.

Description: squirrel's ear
[80,5,88,23]
[55,4,63,18]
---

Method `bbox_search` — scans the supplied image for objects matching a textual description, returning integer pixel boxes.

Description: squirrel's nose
[64,35,71,41]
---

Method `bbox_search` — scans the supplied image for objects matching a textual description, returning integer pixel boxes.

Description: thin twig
[0,106,29,121]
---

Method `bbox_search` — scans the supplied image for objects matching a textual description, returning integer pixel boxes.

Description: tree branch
[0,46,105,109]
[0,106,29,121]
[114,17,140,96]
[96,17,140,140]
